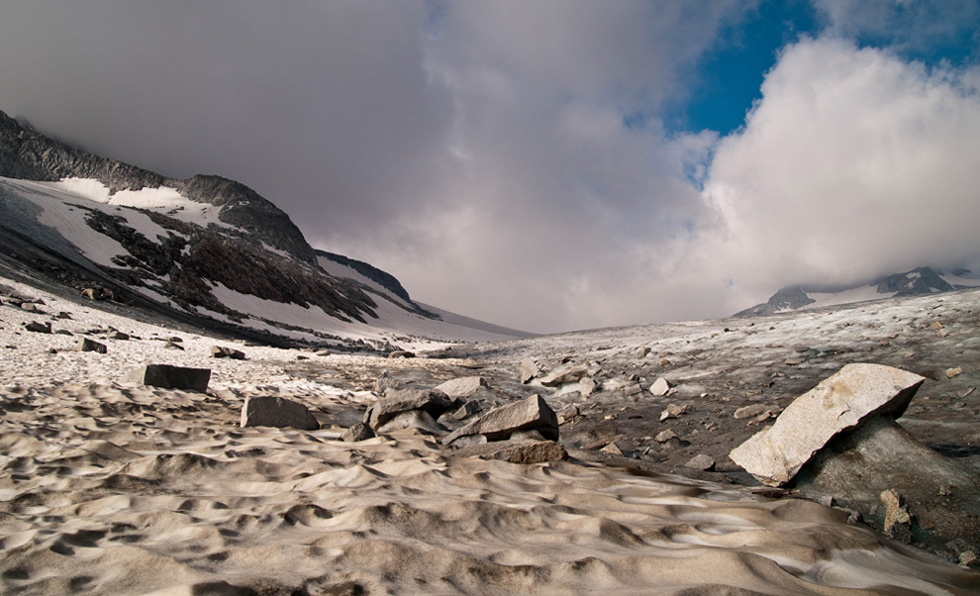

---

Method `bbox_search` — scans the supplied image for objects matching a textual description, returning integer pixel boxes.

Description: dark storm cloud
[2,1,979,332]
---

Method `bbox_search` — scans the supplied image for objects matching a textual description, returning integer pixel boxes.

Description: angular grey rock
[241,396,320,430]
[733,404,768,420]
[374,409,446,435]
[363,388,453,430]
[24,321,51,334]
[211,345,246,360]
[434,376,489,399]
[342,422,375,442]
[520,357,542,384]
[730,363,925,487]
[452,440,567,464]
[374,370,394,394]
[685,454,716,471]
[659,403,686,421]
[77,337,108,354]
[124,364,211,392]
[579,377,597,397]
[443,394,558,446]
[452,400,483,420]
[538,362,589,387]
[649,377,673,397]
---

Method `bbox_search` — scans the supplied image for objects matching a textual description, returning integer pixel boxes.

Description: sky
[1,0,979,333]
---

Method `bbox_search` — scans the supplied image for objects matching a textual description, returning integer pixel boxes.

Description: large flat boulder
[363,388,453,430]
[241,396,320,430]
[452,440,567,464]
[729,363,924,487]
[443,394,558,446]
[538,363,589,387]
[124,365,212,392]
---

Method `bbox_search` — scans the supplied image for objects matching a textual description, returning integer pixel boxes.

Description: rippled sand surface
[1,380,978,596]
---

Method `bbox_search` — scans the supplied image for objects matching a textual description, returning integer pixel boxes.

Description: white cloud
[703,37,980,310]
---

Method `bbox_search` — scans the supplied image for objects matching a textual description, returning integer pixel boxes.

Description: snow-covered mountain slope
[735,266,980,317]
[0,110,525,348]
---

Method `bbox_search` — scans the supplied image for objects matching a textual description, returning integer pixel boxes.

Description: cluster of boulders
[345,374,566,464]
[520,355,675,401]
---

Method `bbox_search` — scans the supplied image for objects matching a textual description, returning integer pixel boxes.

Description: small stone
[636,346,650,358]
[24,321,51,334]
[108,330,130,341]
[659,403,686,422]
[654,429,677,443]
[557,405,580,424]
[880,488,911,534]
[520,357,542,384]
[342,423,375,442]
[784,356,806,366]
[600,442,623,456]
[649,377,673,397]
[936,328,951,338]
[388,350,414,359]
[374,370,394,394]
[624,384,642,396]
[946,367,963,378]
[733,404,768,420]
[931,321,944,331]
[211,345,246,359]
[164,341,185,351]
[579,377,597,397]
[659,357,671,367]
[77,337,108,354]
[685,454,715,471]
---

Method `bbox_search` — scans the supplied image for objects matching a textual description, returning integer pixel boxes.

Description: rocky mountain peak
[0,109,314,265]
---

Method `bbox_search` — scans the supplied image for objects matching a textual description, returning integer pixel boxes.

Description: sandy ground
[2,275,980,595]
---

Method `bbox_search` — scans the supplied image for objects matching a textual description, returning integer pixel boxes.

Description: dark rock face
[0,111,314,265]
[735,267,962,317]
[316,250,414,303]
[124,365,211,392]
[240,396,320,431]
[0,109,385,333]
[734,285,815,317]
[875,267,953,296]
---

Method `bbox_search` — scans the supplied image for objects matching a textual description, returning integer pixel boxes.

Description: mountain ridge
[735,266,980,317]
[0,109,524,347]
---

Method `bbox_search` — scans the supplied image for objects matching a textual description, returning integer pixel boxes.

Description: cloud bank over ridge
[0,1,978,332]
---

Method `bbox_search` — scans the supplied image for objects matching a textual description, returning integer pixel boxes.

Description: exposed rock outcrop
[240,396,320,431]
[729,363,924,487]
[124,364,211,392]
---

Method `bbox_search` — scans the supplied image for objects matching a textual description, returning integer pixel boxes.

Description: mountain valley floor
[1,273,979,595]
